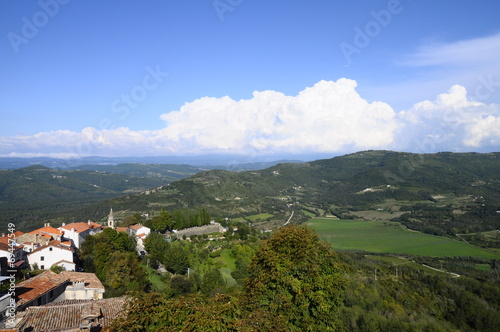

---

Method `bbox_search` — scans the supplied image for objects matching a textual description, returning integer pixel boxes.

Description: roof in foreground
[15,297,127,332]
[61,271,104,290]
[15,271,69,306]
[15,271,105,306]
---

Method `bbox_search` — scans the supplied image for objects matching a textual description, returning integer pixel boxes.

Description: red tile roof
[60,221,102,234]
[0,241,22,252]
[15,271,69,306]
[29,226,64,237]
[0,236,11,245]
[15,297,127,331]
[15,271,105,308]
[60,271,104,290]
[129,224,144,230]
[28,240,74,255]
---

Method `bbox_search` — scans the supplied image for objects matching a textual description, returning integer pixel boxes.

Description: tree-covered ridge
[0,165,167,230]
[77,151,500,238]
[69,163,205,182]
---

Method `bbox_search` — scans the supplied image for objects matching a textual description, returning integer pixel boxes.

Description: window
[49,247,52,251]
[41,256,44,261]
[40,265,44,270]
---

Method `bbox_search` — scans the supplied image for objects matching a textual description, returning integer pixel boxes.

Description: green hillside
[70,163,205,182]
[65,151,500,243]
[0,165,167,230]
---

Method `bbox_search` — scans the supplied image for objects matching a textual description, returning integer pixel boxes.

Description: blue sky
[1,0,500,159]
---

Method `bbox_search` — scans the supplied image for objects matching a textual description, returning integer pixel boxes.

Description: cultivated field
[308,218,500,258]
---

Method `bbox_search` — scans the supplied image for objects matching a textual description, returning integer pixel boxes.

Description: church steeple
[107,208,115,229]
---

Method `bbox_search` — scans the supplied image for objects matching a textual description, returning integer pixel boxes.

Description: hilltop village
[0,209,227,331]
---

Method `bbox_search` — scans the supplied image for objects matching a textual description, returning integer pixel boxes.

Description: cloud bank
[1,79,500,158]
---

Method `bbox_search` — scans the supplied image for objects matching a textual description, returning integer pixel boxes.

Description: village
[0,209,227,331]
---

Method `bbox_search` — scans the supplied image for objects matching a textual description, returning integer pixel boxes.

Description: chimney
[62,223,66,227]
[88,220,91,225]
[73,279,85,290]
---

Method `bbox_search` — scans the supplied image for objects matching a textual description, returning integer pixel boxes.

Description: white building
[27,240,74,271]
[59,221,103,249]
[127,224,151,253]
[127,224,151,238]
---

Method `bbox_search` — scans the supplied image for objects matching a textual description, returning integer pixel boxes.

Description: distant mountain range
[0,155,311,170]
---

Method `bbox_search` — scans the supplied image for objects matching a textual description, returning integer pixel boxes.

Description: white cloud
[370,33,500,111]
[396,85,500,152]
[399,33,500,68]
[160,79,397,154]
[1,79,500,158]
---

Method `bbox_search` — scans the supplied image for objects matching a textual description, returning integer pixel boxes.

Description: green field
[246,213,274,221]
[308,218,500,258]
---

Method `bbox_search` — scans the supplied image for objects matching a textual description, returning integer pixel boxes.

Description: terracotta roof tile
[60,271,105,290]
[29,227,64,237]
[115,227,128,233]
[0,242,22,252]
[16,297,127,331]
[28,240,74,255]
[129,224,143,230]
[15,271,105,308]
[60,222,92,233]
[15,271,69,306]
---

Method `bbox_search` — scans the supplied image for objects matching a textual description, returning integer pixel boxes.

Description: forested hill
[0,165,167,231]
[68,151,500,237]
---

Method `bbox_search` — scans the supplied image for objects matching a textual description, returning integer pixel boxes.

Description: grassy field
[308,218,500,258]
[246,213,274,221]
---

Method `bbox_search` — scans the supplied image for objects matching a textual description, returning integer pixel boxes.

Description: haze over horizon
[2,1,500,159]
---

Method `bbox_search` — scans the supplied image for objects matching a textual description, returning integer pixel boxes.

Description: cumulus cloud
[160,79,397,154]
[396,85,500,151]
[0,79,398,157]
[1,79,500,158]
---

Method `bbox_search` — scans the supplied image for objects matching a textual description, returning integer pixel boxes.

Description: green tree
[144,232,169,266]
[231,244,256,284]
[164,243,190,275]
[151,207,175,232]
[78,228,143,293]
[200,268,226,296]
[105,251,148,297]
[170,275,193,296]
[243,225,346,331]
